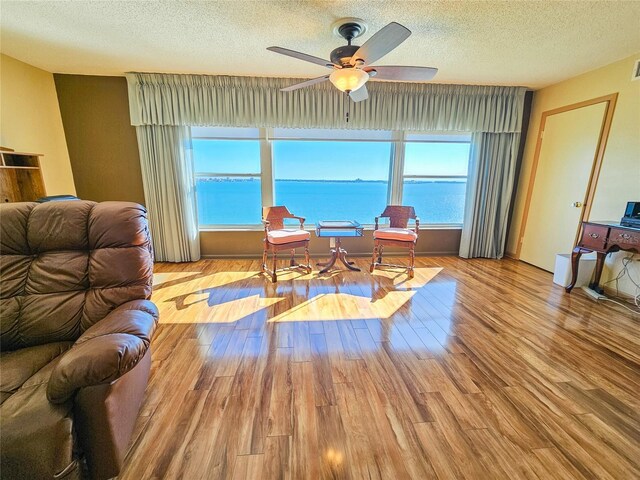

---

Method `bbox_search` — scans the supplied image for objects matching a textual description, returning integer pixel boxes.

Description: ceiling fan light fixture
[329,68,369,93]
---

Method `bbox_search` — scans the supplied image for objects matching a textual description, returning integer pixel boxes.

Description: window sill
[199,224,463,232]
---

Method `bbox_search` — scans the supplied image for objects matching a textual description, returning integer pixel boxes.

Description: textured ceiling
[1,1,639,89]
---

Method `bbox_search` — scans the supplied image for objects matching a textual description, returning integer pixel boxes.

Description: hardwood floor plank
[334,381,384,480]
[178,376,235,479]
[316,405,350,480]
[291,362,320,480]
[267,347,294,437]
[232,454,264,480]
[310,333,337,406]
[530,447,590,480]
[262,435,292,480]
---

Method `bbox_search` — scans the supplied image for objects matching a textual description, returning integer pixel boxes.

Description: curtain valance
[126,73,526,133]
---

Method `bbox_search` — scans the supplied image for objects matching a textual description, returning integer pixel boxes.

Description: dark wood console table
[566,221,640,293]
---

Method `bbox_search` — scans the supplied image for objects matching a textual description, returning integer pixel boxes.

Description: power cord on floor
[600,254,640,314]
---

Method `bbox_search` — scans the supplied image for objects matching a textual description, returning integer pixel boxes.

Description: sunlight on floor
[152,271,202,287]
[152,267,442,324]
[371,266,442,287]
[164,294,283,324]
[269,291,416,322]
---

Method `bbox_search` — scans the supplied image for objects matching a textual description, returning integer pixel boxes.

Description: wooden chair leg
[304,244,311,273]
[261,246,268,273]
[408,245,415,278]
[377,245,384,264]
[290,249,296,267]
[370,243,378,273]
[272,251,278,283]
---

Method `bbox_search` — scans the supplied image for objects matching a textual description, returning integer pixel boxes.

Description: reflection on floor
[120,256,640,480]
[153,264,443,324]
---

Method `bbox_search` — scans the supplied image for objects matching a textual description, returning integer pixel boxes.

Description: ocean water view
[196,179,466,226]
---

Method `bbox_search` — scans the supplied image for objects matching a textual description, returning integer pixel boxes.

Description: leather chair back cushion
[0,201,153,351]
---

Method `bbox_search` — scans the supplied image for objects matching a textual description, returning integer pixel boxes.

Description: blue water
[196,179,466,226]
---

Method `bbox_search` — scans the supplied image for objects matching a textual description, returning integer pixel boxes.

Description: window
[192,127,470,228]
[273,139,392,226]
[193,128,262,225]
[402,137,470,225]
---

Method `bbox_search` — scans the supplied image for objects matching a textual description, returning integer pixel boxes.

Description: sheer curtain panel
[135,125,200,262]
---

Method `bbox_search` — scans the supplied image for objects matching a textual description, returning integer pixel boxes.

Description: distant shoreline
[198,178,465,183]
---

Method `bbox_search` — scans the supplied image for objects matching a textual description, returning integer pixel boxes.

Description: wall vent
[633,59,640,81]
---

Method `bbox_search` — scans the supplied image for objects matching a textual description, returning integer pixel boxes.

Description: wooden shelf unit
[0,150,46,203]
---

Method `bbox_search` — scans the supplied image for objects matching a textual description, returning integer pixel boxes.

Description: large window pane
[402,141,470,224]
[274,141,391,225]
[404,142,470,176]
[403,179,467,224]
[193,139,260,174]
[196,176,261,225]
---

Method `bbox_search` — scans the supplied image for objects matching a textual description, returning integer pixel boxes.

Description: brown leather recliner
[0,200,158,480]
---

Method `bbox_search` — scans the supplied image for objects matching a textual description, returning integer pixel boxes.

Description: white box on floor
[553,253,597,288]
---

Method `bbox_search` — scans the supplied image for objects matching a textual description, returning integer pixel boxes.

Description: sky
[193,139,470,180]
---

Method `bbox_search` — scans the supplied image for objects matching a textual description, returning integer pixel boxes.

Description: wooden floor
[119,257,640,480]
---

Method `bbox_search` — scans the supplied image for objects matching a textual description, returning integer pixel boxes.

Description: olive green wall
[54,73,463,258]
[200,228,462,258]
[54,74,145,204]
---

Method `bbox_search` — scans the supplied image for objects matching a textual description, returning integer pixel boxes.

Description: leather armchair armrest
[47,300,159,404]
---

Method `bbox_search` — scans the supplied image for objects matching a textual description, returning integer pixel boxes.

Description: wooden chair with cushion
[370,205,420,278]
[262,206,312,282]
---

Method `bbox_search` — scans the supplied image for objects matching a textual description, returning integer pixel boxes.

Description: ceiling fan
[267,18,438,102]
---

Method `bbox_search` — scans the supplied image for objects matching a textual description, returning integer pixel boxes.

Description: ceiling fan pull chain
[346,92,350,123]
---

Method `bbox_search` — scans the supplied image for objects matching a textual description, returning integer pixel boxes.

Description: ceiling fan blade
[349,84,368,102]
[280,75,331,92]
[366,65,438,81]
[267,46,336,69]
[350,22,411,66]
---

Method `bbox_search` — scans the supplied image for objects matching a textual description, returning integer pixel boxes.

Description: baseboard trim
[200,250,460,260]
[602,285,638,301]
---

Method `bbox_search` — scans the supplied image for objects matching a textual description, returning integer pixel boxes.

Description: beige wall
[0,54,76,195]
[509,54,640,295]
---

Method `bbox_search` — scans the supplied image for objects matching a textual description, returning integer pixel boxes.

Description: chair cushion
[373,227,418,242]
[267,229,311,245]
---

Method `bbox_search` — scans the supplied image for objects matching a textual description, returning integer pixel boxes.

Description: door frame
[515,93,618,259]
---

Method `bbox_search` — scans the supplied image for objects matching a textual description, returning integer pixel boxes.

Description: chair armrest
[415,217,420,233]
[262,219,270,234]
[289,215,306,229]
[374,217,380,230]
[47,300,159,404]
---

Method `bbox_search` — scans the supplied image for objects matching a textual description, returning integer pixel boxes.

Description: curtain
[460,132,521,259]
[126,73,526,133]
[135,125,200,262]
[126,72,528,261]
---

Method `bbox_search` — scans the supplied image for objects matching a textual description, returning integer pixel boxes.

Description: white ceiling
[1,1,639,89]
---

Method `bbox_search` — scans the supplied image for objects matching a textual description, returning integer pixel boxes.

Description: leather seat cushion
[374,227,418,242]
[267,229,311,245]
[0,342,73,405]
[1,343,78,479]
[1,382,77,479]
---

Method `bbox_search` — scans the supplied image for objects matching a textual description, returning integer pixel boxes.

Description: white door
[520,102,607,272]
